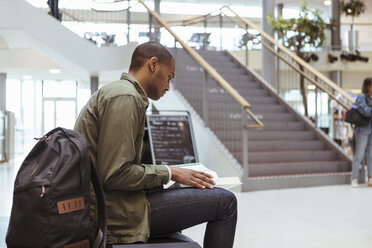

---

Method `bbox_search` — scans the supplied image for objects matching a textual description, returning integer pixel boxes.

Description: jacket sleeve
[96,95,169,191]
[357,94,372,117]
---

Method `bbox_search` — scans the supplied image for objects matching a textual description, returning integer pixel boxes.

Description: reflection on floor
[1,156,372,248]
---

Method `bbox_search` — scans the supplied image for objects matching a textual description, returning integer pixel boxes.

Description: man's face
[148,59,175,100]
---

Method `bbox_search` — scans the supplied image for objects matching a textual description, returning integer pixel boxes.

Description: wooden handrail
[245,108,264,129]
[138,0,251,110]
[331,22,372,26]
[261,41,350,110]
[223,6,356,106]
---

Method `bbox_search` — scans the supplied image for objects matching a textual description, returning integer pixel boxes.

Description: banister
[223,6,356,106]
[222,13,350,110]
[244,108,264,129]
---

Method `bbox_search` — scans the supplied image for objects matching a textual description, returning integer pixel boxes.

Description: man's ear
[149,56,159,72]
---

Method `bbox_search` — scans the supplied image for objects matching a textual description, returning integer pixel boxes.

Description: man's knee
[213,188,237,216]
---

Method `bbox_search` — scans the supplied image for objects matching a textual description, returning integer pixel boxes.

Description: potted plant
[340,0,366,51]
[267,2,326,117]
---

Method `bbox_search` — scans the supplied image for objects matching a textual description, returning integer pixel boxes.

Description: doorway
[42,80,78,134]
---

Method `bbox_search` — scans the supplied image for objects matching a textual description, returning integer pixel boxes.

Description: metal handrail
[138,0,264,129]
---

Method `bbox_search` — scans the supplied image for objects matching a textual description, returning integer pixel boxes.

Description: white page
[164,162,241,190]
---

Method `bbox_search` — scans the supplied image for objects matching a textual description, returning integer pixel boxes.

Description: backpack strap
[60,128,107,248]
[90,158,107,248]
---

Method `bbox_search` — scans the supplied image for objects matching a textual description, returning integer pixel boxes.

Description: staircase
[170,48,352,191]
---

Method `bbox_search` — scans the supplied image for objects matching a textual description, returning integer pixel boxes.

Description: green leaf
[267,1,327,53]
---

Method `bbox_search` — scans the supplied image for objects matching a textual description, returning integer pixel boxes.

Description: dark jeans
[146,187,237,248]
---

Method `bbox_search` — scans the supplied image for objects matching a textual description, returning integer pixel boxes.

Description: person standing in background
[47,0,62,21]
[351,77,372,187]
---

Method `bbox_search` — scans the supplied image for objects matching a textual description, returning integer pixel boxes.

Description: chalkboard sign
[147,114,198,165]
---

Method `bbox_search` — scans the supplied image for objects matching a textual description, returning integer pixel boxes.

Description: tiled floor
[1,156,372,248]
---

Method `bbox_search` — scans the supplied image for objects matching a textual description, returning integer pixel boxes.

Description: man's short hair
[129,41,174,72]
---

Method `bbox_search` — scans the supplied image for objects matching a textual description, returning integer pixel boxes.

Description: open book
[165,162,242,190]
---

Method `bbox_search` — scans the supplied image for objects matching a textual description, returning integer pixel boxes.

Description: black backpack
[6,127,106,248]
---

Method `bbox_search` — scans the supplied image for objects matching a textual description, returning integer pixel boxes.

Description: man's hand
[170,167,216,189]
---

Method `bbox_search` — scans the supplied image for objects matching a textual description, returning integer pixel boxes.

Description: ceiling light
[49,69,61,74]
[323,0,331,6]
[21,75,32,80]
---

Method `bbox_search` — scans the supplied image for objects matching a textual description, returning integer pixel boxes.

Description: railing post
[245,24,248,67]
[202,70,209,125]
[315,86,319,128]
[148,13,153,41]
[276,48,280,94]
[328,97,334,140]
[154,0,161,42]
[219,13,223,51]
[203,17,208,50]
[127,0,131,43]
[242,108,249,178]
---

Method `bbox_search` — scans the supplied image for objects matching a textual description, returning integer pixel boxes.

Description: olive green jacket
[74,73,169,244]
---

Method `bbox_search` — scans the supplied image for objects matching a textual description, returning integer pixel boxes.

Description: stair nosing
[247,171,351,179]
[248,160,349,166]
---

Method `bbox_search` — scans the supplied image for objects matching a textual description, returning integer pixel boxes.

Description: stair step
[206,61,242,69]
[250,104,287,112]
[244,96,278,104]
[199,54,231,61]
[215,130,315,141]
[248,130,314,140]
[242,173,351,191]
[209,112,297,122]
[214,67,248,74]
[257,121,305,130]
[176,56,231,65]
[248,160,350,176]
[223,140,323,153]
[205,102,286,113]
[248,140,325,152]
[170,47,352,191]
[210,120,305,131]
[246,150,339,163]
[174,76,253,88]
[257,112,297,121]
[175,82,259,93]
[178,94,278,105]
[228,80,262,88]
[175,85,269,98]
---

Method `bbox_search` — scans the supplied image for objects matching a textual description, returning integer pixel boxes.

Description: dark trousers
[146,187,237,248]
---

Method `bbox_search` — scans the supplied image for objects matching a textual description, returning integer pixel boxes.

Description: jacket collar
[120,72,149,107]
